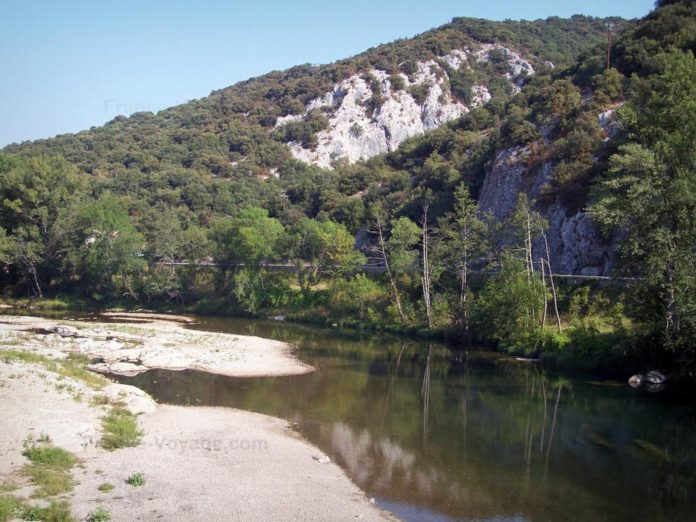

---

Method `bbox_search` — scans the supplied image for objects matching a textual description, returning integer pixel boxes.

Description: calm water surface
[115,317,696,522]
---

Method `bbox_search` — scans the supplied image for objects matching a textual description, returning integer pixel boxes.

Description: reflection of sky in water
[114,315,696,522]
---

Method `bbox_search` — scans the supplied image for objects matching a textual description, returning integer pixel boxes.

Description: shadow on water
[105,316,695,521]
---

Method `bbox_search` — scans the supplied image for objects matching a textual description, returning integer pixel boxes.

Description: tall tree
[0,154,88,295]
[68,195,145,300]
[590,50,696,355]
[438,184,489,340]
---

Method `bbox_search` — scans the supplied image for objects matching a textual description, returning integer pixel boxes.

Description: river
[114,316,696,522]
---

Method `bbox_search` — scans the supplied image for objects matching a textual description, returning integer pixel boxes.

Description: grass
[21,438,79,498]
[125,473,145,487]
[86,507,111,522]
[0,495,23,522]
[0,350,106,389]
[90,395,111,407]
[97,482,114,492]
[22,445,77,468]
[0,496,75,522]
[100,407,143,451]
[22,500,75,521]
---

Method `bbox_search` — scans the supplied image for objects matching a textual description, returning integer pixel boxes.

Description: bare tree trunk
[540,257,548,328]
[421,204,433,331]
[376,214,406,322]
[542,232,562,332]
[663,264,680,345]
[26,261,42,298]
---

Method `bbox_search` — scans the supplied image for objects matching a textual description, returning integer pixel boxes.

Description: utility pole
[606,22,615,70]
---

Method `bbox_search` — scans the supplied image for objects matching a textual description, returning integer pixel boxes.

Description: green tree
[329,274,385,320]
[590,50,696,356]
[212,207,284,266]
[0,154,88,296]
[290,218,366,298]
[69,195,145,300]
[474,252,547,352]
[438,184,489,339]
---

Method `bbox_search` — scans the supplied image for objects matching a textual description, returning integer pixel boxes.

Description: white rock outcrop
[276,44,535,168]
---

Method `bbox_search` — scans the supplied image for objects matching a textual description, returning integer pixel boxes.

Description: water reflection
[116,317,696,522]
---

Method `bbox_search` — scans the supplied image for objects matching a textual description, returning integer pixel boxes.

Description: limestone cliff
[276,46,535,168]
[476,108,619,276]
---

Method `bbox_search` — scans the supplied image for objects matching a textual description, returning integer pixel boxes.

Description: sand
[0,314,392,521]
[0,314,314,377]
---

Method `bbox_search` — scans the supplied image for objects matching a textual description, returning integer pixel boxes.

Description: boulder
[628,374,644,388]
[645,370,666,385]
[48,325,80,337]
[101,383,157,414]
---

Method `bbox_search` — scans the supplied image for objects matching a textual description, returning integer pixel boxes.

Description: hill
[2,1,695,368]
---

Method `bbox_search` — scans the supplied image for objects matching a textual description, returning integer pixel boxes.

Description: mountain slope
[4,15,623,174]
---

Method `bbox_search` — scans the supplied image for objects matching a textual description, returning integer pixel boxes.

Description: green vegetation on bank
[100,407,143,451]
[20,436,79,498]
[1,2,695,376]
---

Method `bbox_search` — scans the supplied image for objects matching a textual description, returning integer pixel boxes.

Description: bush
[87,507,111,522]
[100,407,143,451]
[125,473,145,487]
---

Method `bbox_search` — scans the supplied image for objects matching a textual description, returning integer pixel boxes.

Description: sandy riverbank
[0,314,313,377]
[0,314,392,521]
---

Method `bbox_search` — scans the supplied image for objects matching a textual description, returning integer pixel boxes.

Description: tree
[438,184,489,340]
[69,195,145,300]
[0,227,10,265]
[474,252,547,352]
[329,274,385,320]
[289,218,365,298]
[141,208,209,303]
[0,154,88,296]
[590,50,696,356]
[369,205,407,322]
[212,207,284,266]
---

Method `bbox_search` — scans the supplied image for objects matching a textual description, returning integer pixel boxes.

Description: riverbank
[0,313,313,377]
[0,314,391,521]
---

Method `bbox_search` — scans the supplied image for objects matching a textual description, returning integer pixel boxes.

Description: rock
[628,374,644,388]
[48,325,80,337]
[646,370,666,385]
[276,43,536,168]
[109,362,147,376]
[313,455,331,464]
[476,146,613,275]
[646,382,665,393]
[101,383,157,414]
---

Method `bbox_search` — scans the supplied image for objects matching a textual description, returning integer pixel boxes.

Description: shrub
[87,507,111,522]
[125,473,145,487]
[100,407,143,451]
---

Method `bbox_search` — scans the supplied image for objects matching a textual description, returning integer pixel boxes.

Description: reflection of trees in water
[421,344,432,447]
[122,324,696,521]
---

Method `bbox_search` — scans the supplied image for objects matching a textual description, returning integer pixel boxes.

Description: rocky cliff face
[275,46,535,168]
[477,132,615,276]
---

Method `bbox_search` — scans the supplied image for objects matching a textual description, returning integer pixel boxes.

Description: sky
[0,0,655,147]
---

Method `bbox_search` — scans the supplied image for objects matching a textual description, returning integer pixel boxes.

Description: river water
[115,316,696,522]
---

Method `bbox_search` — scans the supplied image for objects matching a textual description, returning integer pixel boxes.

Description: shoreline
[0,314,314,378]
[0,313,392,521]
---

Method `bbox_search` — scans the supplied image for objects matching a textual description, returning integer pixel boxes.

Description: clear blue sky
[0,0,655,147]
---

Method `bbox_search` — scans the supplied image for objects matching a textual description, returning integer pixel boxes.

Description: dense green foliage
[1,2,695,374]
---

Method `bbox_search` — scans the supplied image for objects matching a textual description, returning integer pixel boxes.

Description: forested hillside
[2,1,695,374]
